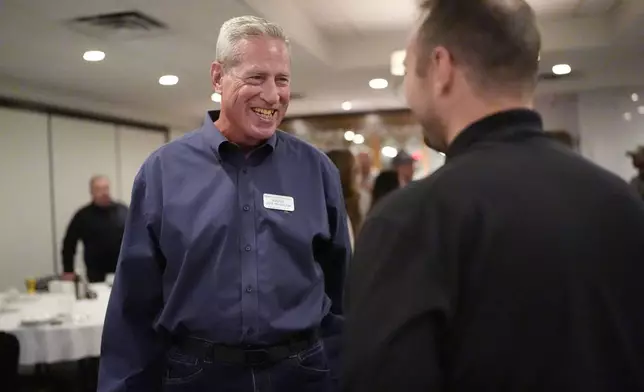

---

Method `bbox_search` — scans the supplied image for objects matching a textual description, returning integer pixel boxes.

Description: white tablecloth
[0,283,111,365]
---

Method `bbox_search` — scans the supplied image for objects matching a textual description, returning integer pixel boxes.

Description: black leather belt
[174,329,319,366]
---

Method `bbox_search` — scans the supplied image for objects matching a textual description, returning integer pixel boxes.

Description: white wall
[0,109,54,291]
[537,87,644,181]
[117,127,166,205]
[535,93,579,136]
[577,88,644,181]
[0,107,167,290]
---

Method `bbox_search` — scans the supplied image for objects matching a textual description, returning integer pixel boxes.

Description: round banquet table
[0,283,110,365]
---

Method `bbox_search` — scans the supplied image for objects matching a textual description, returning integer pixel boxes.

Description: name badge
[263,193,295,212]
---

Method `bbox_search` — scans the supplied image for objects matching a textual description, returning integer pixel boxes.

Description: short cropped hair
[417,0,541,92]
[216,15,290,71]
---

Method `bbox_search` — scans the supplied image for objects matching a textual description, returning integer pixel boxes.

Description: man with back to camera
[98,16,350,392]
[61,175,128,283]
[343,1,644,391]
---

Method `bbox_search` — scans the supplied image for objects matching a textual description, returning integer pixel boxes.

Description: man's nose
[260,81,279,104]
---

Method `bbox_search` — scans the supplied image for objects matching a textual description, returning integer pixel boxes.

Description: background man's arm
[61,211,82,277]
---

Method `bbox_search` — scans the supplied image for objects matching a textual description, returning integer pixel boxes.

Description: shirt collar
[201,110,278,161]
[446,109,544,159]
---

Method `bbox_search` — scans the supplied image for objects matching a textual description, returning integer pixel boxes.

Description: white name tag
[263,193,295,212]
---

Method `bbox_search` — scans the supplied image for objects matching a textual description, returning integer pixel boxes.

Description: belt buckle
[244,348,270,366]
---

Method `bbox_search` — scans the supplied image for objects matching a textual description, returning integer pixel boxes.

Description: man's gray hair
[89,175,108,188]
[216,15,290,70]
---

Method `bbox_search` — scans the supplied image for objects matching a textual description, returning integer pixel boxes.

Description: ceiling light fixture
[369,78,388,89]
[624,112,632,121]
[552,64,571,76]
[638,106,644,115]
[344,130,355,141]
[353,134,365,145]
[83,50,105,62]
[211,92,221,103]
[381,146,398,158]
[632,93,639,102]
[390,50,406,76]
[159,75,179,86]
[341,101,352,111]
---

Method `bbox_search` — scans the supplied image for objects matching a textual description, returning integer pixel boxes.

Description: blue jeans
[162,340,338,392]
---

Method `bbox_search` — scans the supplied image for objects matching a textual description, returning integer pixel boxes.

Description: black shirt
[62,202,128,276]
[344,110,644,392]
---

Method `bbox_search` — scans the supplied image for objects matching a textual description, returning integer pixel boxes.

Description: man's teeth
[252,108,276,116]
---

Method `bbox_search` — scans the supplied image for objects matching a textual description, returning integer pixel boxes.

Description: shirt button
[246,286,253,293]
[243,205,250,211]
[245,245,251,252]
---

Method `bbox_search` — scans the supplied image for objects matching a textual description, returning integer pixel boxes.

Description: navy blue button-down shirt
[98,112,351,390]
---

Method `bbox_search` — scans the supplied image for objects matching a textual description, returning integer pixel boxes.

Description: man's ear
[432,46,454,96]
[210,61,224,93]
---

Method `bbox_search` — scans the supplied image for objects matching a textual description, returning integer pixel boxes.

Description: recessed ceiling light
[341,101,352,111]
[211,92,221,103]
[83,50,105,62]
[552,64,571,75]
[624,112,632,121]
[632,93,639,102]
[344,130,355,141]
[369,78,388,89]
[353,134,365,144]
[381,146,398,158]
[638,106,644,115]
[159,75,179,86]
[390,50,406,76]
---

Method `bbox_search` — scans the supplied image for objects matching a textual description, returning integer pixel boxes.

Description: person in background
[326,149,362,250]
[356,151,375,217]
[369,170,400,212]
[391,150,415,186]
[627,145,644,199]
[344,0,644,391]
[61,175,127,283]
[99,15,350,392]
[356,151,375,190]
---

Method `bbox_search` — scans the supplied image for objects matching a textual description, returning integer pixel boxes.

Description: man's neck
[444,98,534,147]
[214,116,261,152]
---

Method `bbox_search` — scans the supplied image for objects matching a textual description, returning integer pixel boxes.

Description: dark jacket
[344,109,644,392]
[62,202,128,276]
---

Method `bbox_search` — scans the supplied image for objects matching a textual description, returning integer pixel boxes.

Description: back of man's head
[417,0,541,94]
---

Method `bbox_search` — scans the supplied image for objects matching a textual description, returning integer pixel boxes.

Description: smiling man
[98,16,350,392]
